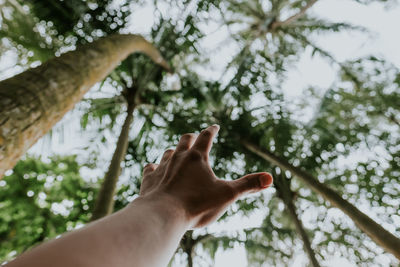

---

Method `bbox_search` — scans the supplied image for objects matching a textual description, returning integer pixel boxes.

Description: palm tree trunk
[0,34,169,178]
[286,200,320,267]
[90,101,135,221]
[186,250,193,267]
[181,230,194,267]
[274,173,320,267]
[241,140,400,260]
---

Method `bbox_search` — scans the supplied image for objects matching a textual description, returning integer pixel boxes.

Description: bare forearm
[7,195,189,267]
[6,125,273,267]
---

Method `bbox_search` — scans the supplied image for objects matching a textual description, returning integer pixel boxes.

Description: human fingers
[191,124,220,156]
[229,172,273,196]
[143,163,159,175]
[175,133,197,152]
[160,149,175,164]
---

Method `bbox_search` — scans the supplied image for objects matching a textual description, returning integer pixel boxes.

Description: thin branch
[388,114,400,127]
[271,0,319,30]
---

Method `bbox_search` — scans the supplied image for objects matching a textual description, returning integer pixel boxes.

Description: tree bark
[186,249,193,267]
[241,140,400,260]
[90,101,135,221]
[0,34,169,178]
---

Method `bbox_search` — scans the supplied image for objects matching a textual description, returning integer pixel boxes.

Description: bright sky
[1,0,399,266]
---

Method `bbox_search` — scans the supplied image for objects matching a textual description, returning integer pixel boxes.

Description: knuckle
[201,129,212,138]
[186,149,203,161]
[164,149,175,155]
[181,133,195,140]
[241,176,255,190]
[245,176,261,191]
[171,152,179,159]
[247,176,259,188]
[144,163,155,171]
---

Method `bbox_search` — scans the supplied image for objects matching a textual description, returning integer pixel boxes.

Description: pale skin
[6,125,273,267]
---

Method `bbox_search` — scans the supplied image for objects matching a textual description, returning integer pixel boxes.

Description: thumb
[230,172,273,196]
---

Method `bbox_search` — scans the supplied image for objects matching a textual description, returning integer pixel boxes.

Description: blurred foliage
[24,0,129,42]
[0,156,97,262]
[0,0,130,65]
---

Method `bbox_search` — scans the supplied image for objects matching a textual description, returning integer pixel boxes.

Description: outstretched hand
[139,125,273,228]
[6,125,273,267]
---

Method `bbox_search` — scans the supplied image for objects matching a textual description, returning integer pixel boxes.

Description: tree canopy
[0,0,399,266]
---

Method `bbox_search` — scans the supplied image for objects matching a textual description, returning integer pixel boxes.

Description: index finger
[191,124,220,156]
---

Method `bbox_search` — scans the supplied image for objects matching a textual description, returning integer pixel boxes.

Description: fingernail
[211,124,220,130]
[259,173,273,188]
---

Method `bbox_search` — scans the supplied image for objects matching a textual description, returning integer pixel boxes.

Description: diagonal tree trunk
[0,34,170,178]
[274,172,320,267]
[241,139,400,260]
[90,98,136,221]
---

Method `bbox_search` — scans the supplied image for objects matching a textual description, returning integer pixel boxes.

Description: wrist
[130,192,192,230]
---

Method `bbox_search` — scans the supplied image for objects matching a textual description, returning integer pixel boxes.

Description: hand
[5,125,273,267]
[139,125,273,228]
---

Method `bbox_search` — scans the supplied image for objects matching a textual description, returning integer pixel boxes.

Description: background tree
[0,0,169,178]
[0,33,168,178]
[90,15,200,220]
